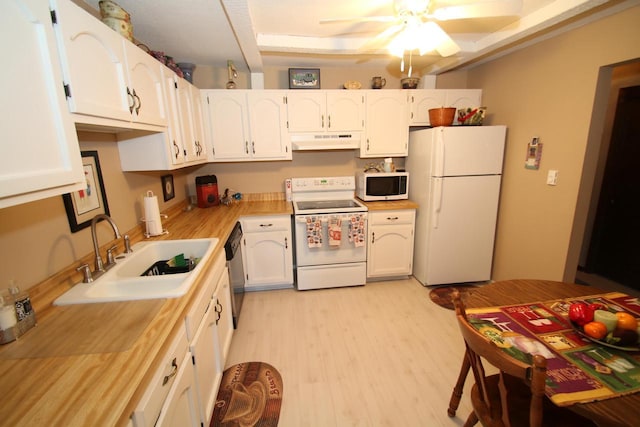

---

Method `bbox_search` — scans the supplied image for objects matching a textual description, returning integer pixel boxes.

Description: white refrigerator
[406,126,506,286]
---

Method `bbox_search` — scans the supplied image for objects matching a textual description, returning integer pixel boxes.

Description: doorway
[583,85,640,288]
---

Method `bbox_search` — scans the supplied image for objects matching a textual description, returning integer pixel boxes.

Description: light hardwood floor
[225,278,475,426]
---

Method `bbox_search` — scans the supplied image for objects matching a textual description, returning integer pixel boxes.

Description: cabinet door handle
[321,115,325,128]
[386,216,399,221]
[371,231,375,244]
[126,87,135,114]
[173,141,179,159]
[162,358,178,386]
[133,89,141,114]
[245,141,249,154]
[285,237,288,249]
[252,141,256,154]
[328,115,331,129]
[259,223,273,228]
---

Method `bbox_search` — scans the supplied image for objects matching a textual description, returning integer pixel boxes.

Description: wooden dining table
[458,279,640,427]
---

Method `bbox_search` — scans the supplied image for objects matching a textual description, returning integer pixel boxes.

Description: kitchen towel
[143,190,164,236]
[306,216,322,248]
[328,216,342,247]
[348,214,365,247]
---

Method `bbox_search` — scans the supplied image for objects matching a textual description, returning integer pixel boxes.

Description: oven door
[294,213,367,266]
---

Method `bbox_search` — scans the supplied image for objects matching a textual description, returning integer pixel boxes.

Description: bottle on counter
[8,281,36,338]
[0,288,18,344]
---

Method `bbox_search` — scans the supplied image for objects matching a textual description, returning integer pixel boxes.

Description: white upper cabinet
[202,90,290,162]
[0,0,84,209]
[445,89,483,125]
[408,90,446,125]
[408,89,483,126]
[362,90,409,158]
[287,90,364,133]
[117,73,207,171]
[177,79,206,163]
[52,0,166,128]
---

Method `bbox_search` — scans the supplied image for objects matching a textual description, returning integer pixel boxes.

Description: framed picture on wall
[288,68,320,89]
[62,151,110,233]
[161,174,175,201]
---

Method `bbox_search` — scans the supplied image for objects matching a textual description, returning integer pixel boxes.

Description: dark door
[585,85,640,288]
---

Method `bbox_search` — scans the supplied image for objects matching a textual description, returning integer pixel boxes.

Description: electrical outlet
[547,170,558,186]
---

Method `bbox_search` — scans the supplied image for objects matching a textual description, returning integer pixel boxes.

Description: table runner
[465,291,640,406]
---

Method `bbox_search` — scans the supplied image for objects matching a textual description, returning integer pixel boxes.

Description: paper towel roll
[144,191,163,236]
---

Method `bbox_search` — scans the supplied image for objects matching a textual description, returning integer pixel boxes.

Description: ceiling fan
[321,0,523,74]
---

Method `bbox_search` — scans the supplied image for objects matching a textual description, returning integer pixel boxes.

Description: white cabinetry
[117,74,207,171]
[133,252,232,427]
[408,90,446,125]
[202,90,291,162]
[241,215,294,290]
[362,90,409,157]
[408,89,483,126]
[1,0,84,208]
[185,252,232,426]
[367,210,415,279]
[287,90,364,132]
[131,327,199,427]
[52,0,166,129]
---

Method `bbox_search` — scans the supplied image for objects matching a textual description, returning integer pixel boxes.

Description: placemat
[466,292,640,406]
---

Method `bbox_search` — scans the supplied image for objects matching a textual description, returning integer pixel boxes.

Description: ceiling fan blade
[432,0,523,21]
[416,22,460,57]
[359,24,405,52]
[320,15,398,24]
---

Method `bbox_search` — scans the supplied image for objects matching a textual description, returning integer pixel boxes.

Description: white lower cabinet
[131,327,197,427]
[154,349,201,427]
[133,251,233,427]
[241,215,294,290]
[367,210,416,279]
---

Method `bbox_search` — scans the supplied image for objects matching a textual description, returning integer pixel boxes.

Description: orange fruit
[615,312,638,331]
[583,321,608,340]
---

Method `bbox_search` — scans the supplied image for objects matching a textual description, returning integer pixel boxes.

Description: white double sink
[54,238,219,306]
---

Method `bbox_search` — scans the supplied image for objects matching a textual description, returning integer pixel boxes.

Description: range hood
[290,132,361,151]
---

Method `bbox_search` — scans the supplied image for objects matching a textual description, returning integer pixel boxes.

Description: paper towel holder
[141,214,169,238]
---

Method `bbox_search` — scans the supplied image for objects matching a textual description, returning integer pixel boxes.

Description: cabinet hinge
[63,83,71,98]
[50,9,57,25]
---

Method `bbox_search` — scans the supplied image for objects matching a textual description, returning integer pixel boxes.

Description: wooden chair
[450,290,596,427]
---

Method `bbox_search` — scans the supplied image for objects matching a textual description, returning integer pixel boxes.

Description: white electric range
[291,176,368,290]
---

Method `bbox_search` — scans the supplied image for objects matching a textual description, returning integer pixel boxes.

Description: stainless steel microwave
[356,171,409,201]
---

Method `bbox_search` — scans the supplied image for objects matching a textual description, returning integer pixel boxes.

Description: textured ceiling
[83,0,636,75]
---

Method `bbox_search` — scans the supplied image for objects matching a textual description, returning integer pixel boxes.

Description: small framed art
[289,68,320,89]
[62,151,110,233]
[161,174,175,201]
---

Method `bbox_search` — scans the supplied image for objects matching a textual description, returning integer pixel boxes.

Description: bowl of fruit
[569,302,640,351]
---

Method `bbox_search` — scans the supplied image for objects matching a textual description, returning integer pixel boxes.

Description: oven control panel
[291,176,355,192]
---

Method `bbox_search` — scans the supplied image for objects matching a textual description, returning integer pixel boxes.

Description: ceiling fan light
[395,0,429,15]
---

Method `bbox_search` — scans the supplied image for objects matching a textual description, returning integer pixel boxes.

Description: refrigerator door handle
[432,177,444,229]
[434,129,445,176]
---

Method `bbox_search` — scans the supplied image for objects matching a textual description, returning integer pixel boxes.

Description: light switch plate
[547,170,558,185]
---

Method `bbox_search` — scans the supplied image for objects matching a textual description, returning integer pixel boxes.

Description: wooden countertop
[362,199,419,210]
[0,199,292,427]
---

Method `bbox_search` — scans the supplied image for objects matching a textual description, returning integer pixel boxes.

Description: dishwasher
[225,222,245,328]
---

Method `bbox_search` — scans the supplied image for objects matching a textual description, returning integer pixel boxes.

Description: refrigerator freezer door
[433,126,506,177]
[420,174,501,285]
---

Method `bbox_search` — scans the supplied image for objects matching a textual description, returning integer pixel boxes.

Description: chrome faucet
[91,214,122,274]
